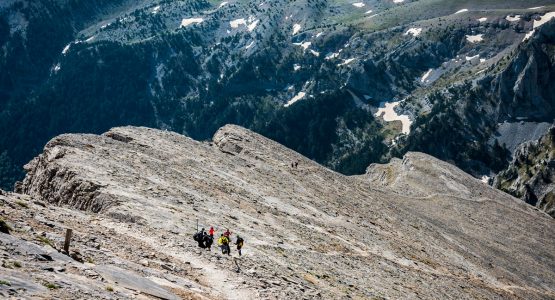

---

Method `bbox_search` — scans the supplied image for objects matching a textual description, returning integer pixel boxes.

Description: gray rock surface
[494,126,555,217]
[2,125,554,299]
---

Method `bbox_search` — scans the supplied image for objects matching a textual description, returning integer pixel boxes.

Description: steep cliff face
[493,19,555,120]
[494,126,555,217]
[2,125,554,299]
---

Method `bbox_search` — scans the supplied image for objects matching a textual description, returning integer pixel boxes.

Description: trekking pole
[196,219,199,232]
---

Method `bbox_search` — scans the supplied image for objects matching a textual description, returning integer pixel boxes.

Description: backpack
[193,232,202,242]
[237,237,244,247]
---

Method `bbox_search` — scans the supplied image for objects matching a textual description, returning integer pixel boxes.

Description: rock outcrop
[2,125,555,299]
[494,126,555,217]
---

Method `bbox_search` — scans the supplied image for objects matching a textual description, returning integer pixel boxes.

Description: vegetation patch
[43,282,60,289]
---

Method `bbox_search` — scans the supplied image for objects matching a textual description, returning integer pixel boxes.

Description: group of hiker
[193,226,244,256]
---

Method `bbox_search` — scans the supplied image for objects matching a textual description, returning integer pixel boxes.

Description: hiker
[223,229,231,238]
[193,228,206,248]
[235,235,244,256]
[218,234,231,255]
[204,233,214,251]
[209,226,215,236]
[294,161,299,168]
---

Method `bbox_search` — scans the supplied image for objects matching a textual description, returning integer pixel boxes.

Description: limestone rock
[2,125,554,299]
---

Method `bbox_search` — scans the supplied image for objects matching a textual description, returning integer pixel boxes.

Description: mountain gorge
[1,0,555,215]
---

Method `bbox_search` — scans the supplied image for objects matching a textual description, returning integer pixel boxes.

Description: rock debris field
[1,125,554,299]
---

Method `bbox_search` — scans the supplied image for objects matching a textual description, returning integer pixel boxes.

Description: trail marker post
[63,228,73,254]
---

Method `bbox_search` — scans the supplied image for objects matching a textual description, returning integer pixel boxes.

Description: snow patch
[374,101,412,134]
[506,15,521,22]
[219,1,228,8]
[180,18,203,27]
[309,50,320,56]
[230,18,246,28]
[245,41,255,49]
[247,19,259,31]
[293,41,312,50]
[62,43,71,55]
[477,17,487,22]
[466,54,480,61]
[480,175,490,184]
[315,32,323,38]
[454,9,468,14]
[53,63,61,73]
[404,27,422,37]
[532,11,555,28]
[393,0,404,3]
[152,5,161,14]
[466,34,483,43]
[293,64,301,71]
[284,92,306,107]
[352,2,365,8]
[523,12,555,41]
[420,69,433,83]
[325,52,340,60]
[292,23,301,35]
[84,35,96,42]
[528,6,544,10]
[337,58,355,67]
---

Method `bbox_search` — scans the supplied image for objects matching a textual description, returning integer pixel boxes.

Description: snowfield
[180,18,203,27]
[374,101,412,134]
[325,52,340,60]
[524,12,555,41]
[293,41,312,50]
[247,19,259,31]
[352,3,365,8]
[337,58,356,67]
[466,34,483,43]
[465,54,480,61]
[230,18,246,28]
[506,15,521,22]
[454,9,468,14]
[404,28,422,37]
[420,69,433,83]
[62,43,71,55]
[284,91,306,107]
[292,24,301,35]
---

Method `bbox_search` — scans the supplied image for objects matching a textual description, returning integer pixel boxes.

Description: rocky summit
[0,125,553,299]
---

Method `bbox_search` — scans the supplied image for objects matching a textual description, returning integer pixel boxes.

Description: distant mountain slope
[1,0,555,194]
[1,125,553,298]
[494,126,555,217]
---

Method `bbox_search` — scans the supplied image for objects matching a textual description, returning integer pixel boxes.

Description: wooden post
[64,229,73,254]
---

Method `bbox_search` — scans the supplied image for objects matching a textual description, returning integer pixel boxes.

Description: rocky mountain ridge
[1,125,554,299]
